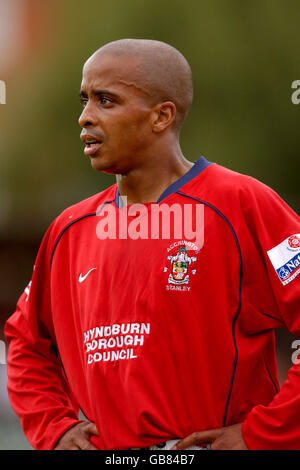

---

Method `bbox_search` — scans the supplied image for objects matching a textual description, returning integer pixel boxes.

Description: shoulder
[184,162,299,241]
[206,163,274,196]
[48,184,117,240]
[190,161,289,209]
[214,164,294,214]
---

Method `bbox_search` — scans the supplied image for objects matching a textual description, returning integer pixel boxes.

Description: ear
[151,101,177,133]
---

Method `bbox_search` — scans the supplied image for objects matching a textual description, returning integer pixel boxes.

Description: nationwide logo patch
[267,234,300,285]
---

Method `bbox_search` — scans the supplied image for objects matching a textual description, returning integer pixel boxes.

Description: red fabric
[4,222,82,449]
[5,162,300,449]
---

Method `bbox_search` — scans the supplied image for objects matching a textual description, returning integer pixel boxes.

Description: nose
[78,101,98,128]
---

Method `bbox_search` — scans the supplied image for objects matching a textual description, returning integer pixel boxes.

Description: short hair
[93,39,193,132]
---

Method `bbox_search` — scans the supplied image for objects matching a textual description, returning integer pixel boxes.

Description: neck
[116,141,193,205]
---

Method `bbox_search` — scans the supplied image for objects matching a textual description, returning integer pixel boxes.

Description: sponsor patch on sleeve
[267,234,300,285]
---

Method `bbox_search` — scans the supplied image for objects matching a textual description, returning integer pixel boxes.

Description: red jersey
[4,157,300,449]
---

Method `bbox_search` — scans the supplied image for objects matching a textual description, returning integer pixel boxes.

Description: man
[4,39,300,450]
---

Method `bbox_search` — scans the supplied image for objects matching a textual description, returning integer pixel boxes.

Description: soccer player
[4,39,300,450]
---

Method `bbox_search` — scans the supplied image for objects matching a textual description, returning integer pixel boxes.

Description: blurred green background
[0,0,299,449]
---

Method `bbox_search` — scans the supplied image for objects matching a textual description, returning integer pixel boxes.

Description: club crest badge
[164,242,199,290]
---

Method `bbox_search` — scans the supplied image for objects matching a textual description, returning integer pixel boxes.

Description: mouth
[84,140,103,156]
[81,134,104,157]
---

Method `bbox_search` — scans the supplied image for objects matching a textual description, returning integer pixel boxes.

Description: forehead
[80,53,146,95]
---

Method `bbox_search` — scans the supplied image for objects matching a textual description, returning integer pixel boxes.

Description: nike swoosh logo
[78,267,97,283]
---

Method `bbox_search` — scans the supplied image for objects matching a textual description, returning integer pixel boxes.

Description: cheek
[110,118,149,149]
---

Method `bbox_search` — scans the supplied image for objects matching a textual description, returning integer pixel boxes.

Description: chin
[90,155,118,175]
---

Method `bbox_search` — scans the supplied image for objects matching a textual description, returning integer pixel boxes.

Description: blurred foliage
[0,0,299,239]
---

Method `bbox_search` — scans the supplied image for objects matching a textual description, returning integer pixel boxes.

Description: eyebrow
[79,89,120,99]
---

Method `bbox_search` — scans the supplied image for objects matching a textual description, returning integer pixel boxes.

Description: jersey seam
[176,190,243,427]
[50,200,115,269]
[257,310,285,325]
[263,354,279,394]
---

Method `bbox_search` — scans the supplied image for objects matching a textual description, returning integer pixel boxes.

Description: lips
[84,141,103,156]
[80,132,104,157]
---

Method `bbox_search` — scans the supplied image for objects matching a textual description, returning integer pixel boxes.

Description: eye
[99,96,113,106]
[80,97,88,107]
